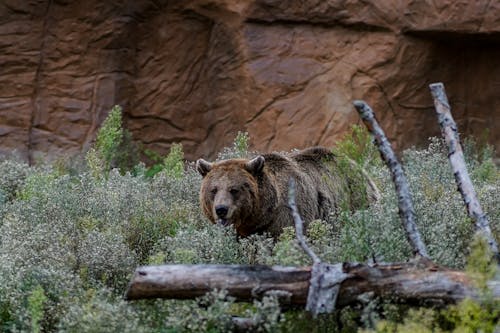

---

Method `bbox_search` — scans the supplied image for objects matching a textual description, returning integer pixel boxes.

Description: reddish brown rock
[0,0,499,162]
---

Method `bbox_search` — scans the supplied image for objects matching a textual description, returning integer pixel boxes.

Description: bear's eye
[210,188,217,197]
[229,188,239,196]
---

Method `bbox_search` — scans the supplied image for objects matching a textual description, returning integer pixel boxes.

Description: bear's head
[196,156,265,236]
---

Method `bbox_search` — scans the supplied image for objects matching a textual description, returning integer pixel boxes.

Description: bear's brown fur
[196,147,372,238]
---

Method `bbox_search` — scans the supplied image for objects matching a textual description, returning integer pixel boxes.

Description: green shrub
[57,290,148,333]
[0,126,498,332]
[95,106,124,165]
[86,105,123,177]
[364,236,500,333]
[336,137,500,268]
[332,124,381,168]
[143,143,185,178]
[332,125,383,210]
[142,149,164,177]
[162,143,185,179]
[27,285,48,333]
[163,290,236,332]
[0,158,30,202]
[217,131,251,160]
[86,105,139,178]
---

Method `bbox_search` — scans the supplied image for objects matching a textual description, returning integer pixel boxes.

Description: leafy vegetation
[86,105,139,178]
[332,124,382,210]
[365,236,500,333]
[0,107,498,332]
[217,131,251,160]
[143,143,185,179]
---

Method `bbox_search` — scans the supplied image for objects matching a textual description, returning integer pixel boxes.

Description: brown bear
[196,147,375,238]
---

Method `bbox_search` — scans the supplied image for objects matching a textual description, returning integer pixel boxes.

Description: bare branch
[287,179,352,316]
[287,178,320,264]
[429,83,499,261]
[353,100,429,258]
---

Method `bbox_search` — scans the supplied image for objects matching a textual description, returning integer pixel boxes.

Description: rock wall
[1,0,499,162]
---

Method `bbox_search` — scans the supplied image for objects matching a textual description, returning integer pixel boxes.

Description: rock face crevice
[27,0,52,164]
[0,0,499,161]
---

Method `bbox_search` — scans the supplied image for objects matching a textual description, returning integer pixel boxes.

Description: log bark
[124,262,500,306]
[353,100,428,258]
[429,83,499,261]
[125,264,310,304]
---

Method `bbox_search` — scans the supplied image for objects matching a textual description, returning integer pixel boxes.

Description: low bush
[0,108,498,332]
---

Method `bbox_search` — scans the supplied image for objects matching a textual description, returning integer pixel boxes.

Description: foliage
[0,158,30,203]
[364,237,500,333]
[86,105,123,177]
[0,122,498,332]
[332,125,383,210]
[162,290,236,332]
[233,131,250,158]
[333,124,381,168]
[337,137,500,268]
[466,234,498,291]
[143,143,185,178]
[217,131,251,160]
[443,235,500,333]
[56,290,148,333]
[463,134,499,183]
[27,285,48,333]
[86,105,139,178]
[162,143,185,179]
[96,105,124,165]
[142,149,164,177]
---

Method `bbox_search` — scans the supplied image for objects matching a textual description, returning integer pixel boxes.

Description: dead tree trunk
[124,262,500,305]
[429,83,499,261]
[353,100,428,258]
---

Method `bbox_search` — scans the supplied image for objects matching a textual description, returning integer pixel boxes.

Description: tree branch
[288,178,350,316]
[429,83,499,262]
[287,178,320,264]
[353,100,429,258]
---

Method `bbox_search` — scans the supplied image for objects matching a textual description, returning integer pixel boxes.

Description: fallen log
[124,261,500,306]
[125,264,309,304]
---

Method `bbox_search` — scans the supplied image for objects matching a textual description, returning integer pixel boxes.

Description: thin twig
[287,178,321,264]
[287,178,351,316]
[429,83,499,261]
[353,100,429,258]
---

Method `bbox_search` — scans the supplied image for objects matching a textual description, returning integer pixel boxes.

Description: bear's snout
[215,205,229,218]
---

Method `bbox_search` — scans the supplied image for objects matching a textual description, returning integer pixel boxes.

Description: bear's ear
[196,159,213,177]
[245,155,265,175]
